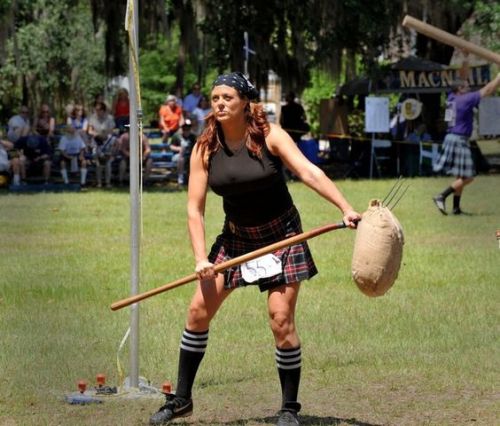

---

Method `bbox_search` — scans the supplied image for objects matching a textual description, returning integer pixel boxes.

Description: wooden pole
[111,221,347,311]
[402,15,500,65]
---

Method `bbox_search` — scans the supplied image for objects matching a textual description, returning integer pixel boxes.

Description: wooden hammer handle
[110,221,347,311]
[402,15,500,65]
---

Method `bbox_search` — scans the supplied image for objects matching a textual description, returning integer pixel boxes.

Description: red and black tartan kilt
[208,205,318,291]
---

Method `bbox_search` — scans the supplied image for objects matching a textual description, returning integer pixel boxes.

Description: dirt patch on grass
[5,374,494,426]
[0,363,497,426]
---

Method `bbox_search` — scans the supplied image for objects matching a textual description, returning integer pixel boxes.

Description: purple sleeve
[463,91,481,109]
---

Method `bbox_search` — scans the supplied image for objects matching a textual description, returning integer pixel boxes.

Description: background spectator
[117,129,153,186]
[169,119,196,185]
[182,82,202,117]
[93,93,106,109]
[159,94,184,142]
[112,88,130,129]
[88,101,116,188]
[7,106,31,143]
[11,132,52,185]
[191,95,211,137]
[0,134,14,179]
[34,104,56,139]
[67,104,89,142]
[58,124,88,186]
[88,101,115,143]
[280,91,309,143]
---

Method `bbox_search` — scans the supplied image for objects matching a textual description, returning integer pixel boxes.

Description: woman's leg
[186,273,233,331]
[175,274,232,399]
[60,160,69,184]
[268,283,300,347]
[177,148,185,185]
[268,283,302,418]
[105,157,113,187]
[42,159,51,182]
[11,157,23,185]
[79,157,88,185]
[150,274,232,425]
[95,159,102,187]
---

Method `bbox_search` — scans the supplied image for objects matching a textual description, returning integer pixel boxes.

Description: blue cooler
[298,139,321,164]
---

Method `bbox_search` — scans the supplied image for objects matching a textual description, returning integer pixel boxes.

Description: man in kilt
[433,71,500,215]
[149,72,361,426]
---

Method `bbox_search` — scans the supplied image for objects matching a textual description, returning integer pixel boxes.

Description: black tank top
[208,142,293,226]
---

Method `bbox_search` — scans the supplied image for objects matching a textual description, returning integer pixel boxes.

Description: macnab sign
[377,65,491,94]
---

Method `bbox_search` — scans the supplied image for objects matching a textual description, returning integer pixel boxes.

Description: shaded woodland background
[0,0,498,124]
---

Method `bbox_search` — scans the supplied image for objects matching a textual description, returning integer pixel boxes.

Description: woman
[112,88,130,129]
[149,72,360,426]
[34,104,56,138]
[67,104,89,137]
[191,95,211,136]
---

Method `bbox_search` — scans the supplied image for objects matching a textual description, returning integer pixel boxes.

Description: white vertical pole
[128,0,140,389]
[243,32,255,77]
[244,32,249,76]
[369,133,374,179]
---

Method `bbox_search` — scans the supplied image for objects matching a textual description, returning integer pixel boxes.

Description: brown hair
[71,104,86,119]
[195,102,270,163]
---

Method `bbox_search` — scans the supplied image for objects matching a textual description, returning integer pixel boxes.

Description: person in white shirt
[7,106,31,143]
[58,124,88,186]
[88,101,116,187]
[0,135,14,175]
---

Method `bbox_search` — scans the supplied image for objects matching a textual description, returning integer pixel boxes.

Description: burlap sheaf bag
[351,199,404,297]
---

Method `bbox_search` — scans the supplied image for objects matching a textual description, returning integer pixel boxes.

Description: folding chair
[370,138,392,178]
[419,141,439,175]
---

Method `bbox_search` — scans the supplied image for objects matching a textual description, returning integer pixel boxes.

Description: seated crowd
[0,84,209,189]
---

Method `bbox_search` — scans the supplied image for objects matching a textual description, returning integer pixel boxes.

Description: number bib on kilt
[241,253,282,283]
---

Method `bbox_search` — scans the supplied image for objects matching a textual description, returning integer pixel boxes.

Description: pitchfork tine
[381,176,403,206]
[382,176,405,207]
[387,183,410,211]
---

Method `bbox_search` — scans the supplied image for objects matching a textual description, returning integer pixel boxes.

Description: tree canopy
[0,0,496,124]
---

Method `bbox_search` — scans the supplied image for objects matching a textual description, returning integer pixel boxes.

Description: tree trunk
[173,0,197,97]
[345,50,357,82]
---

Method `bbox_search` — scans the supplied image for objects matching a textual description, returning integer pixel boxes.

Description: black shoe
[432,196,447,215]
[276,409,300,426]
[149,394,193,425]
[453,208,471,216]
[276,402,301,426]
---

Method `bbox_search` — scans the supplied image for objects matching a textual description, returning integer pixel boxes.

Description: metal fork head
[381,176,410,211]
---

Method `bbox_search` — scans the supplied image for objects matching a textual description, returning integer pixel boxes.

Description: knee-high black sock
[276,346,302,411]
[440,186,455,199]
[175,329,209,399]
[453,195,461,211]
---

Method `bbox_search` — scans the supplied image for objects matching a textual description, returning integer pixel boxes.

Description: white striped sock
[276,347,301,370]
[180,329,209,353]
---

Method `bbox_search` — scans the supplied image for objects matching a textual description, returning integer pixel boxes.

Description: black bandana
[212,72,259,100]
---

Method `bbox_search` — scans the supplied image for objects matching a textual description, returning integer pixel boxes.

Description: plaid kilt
[208,206,317,291]
[433,133,476,178]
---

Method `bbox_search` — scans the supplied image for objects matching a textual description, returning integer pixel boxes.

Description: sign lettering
[383,65,491,93]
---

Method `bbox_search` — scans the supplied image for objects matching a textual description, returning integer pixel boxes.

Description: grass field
[0,175,499,425]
